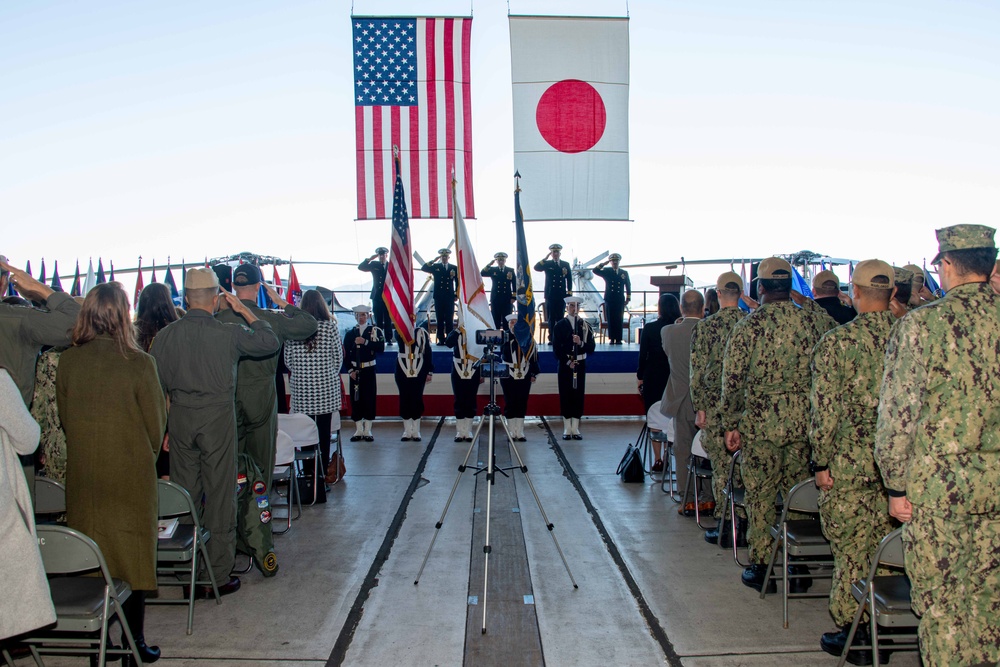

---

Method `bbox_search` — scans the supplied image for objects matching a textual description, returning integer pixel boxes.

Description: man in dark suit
[534,243,573,343]
[358,247,392,343]
[593,252,631,344]
[660,289,704,514]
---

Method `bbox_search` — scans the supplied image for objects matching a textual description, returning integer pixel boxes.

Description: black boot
[704,520,727,544]
[122,592,160,665]
[787,564,813,594]
[820,624,889,666]
[741,564,776,593]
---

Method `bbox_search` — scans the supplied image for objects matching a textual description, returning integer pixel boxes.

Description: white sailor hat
[352,304,372,314]
[505,313,519,322]
[438,248,452,255]
[375,247,389,254]
[609,253,622,261]
[564,296,583,305]
[549,243,563,251]
[494,252,508,259]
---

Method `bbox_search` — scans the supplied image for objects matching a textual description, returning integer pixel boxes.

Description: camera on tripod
[475,328,509,379]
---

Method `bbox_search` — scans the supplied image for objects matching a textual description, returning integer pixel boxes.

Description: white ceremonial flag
[82,258,97,295]
[510,16,629,221]
[452,180,492,360]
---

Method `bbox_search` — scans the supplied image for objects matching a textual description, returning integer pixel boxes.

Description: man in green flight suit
[151,268,280,596]
[876,225,1000,667]
[720,256,836,592]
[809,259,896,663]
[217,264,317,488]
[690,271,746,546]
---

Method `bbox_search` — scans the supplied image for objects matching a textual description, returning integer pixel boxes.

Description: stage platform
[340,342,643,418]
[11,418,922,666]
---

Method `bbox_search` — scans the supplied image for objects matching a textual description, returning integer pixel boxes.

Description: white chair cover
[274,429,296,467]
[277,413,320,448]
[646,401,675,441]
[691,429,708,458]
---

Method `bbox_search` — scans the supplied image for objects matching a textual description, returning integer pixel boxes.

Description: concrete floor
[12,417,921,667]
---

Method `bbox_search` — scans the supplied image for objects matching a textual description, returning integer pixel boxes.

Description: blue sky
[2,0,998,295]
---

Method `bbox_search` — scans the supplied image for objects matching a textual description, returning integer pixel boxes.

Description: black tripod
[414,338,577,634]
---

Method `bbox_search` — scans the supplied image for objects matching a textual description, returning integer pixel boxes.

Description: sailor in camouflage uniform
[32,348,68,483]
[875,225,1000,667]
[690,271,746,544]
[720,257,836,591]
[889,266,915,320]
[809,260,896,661]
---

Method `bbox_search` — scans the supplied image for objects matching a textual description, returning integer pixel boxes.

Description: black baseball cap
[233,264,263,286]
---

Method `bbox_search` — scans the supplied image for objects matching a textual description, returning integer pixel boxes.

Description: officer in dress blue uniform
[421,248,458,345]
[342,305,385,442]
[481,252,517,328]
[593,252,632,344]
[358,247,393,344]
[534,243,573,343]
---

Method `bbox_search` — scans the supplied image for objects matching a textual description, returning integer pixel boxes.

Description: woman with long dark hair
[135,282,178,353]
[283,290,344,491]
[57,283,167,665]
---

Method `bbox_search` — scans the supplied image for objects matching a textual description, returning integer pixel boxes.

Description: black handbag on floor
[616,444,645,483]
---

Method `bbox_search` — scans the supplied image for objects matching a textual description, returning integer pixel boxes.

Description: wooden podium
[650,275,693,299]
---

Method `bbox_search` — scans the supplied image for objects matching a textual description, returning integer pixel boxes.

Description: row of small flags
[6,257,303,310]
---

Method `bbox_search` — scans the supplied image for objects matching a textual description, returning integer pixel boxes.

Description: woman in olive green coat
[57,283,166,665]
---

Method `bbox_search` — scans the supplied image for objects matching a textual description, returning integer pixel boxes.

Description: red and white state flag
[352,17,475,221]
[509,16,629,221]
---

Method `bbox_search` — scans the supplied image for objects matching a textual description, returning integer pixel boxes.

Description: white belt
[357,360,376,369]
[573,353,587,361]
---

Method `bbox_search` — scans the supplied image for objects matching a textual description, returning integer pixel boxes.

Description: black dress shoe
[820,625,888,665]
[787,564,813,594]
[464,436,473,442]
[122,639,161,666]
[363,435,374,442]
[412,436,422,441]
[401,436,411,441]
[517,436,526,442]
[562,434,571,440]
[572,434,582,440]
[192,576,241,600]
[349,435,362,442]
[454,435,464,442]
[741,564,776,593]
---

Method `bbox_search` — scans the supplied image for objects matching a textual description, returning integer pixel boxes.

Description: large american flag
[352,17,475,220]
[383,155,415,345]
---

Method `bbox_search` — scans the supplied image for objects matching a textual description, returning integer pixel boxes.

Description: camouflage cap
[931,224,997,264]
[852,259,894,289]
[893,266,914,286]
[185,267,220,290]
[715,271,743,292]
[811,269,840,290]
[755,257,792,280]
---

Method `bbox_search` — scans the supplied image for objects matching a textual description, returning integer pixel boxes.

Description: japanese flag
[510,16,629,221]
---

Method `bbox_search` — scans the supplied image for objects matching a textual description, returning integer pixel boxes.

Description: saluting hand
[2,260,54,302]
[222,291,259,323]
[263,282,287,308]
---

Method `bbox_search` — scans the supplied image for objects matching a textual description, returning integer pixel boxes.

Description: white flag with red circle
[510,16,629,221]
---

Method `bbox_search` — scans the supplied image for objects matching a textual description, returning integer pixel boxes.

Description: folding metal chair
[680,430,715,528]
[148,480,221,634]
[647,402,680,499]
[33,477,66,522]
[760,477,834,628]
[21,525,141,666]
[837,528,919,667]
[717,450,749,566]
[328,411,344,485]
[271,429,301,535]
[278,413,322,505]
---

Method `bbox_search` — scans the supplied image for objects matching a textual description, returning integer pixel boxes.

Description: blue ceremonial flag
[96,258,106,284]
[163,262,180,306]
[51,261,63,292]
[792,267,813,300]
[513,182,536,354]
[38,260,46,285]
[923,262,941,295]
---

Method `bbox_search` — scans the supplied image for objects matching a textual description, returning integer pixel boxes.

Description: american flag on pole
[383,153,415,345]
[352,16,475,220]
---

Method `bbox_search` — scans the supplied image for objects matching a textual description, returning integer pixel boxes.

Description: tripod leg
[507,438,579,589]
[414,435,479,585]
[481,414,497,634]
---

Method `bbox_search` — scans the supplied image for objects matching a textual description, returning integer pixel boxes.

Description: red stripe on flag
[355,107,367,220]
[425,19,439,218]
[461,18,474,218]
[443,18,456,219]
[372,108,385,220]
[409,107,422,218]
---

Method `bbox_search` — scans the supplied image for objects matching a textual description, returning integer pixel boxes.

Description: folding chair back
[784,478,820,514]
[718,450,748,565]
[34,477,66,517]
[158,478,195,518]
[272,429,300,533]
[27,525,141,664]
